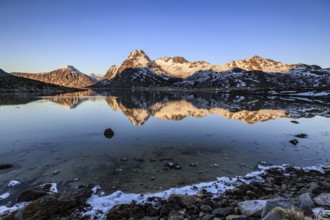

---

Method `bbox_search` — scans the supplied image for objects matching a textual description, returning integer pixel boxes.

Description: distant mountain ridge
[2,50,330,91]
[12,65,95,88]
[0,69,79,93]
[95,50,330,90]
[102,50,310,81]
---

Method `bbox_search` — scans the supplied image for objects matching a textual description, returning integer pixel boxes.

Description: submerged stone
[0,164,13,170]
[165,161,181,170]
[289,139,299,145]
[104,128,114,139]
[295,133,308,138]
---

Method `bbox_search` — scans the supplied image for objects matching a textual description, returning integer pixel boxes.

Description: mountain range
[2,50,330,92]
[12,65,96,88]
[0,68,78,93]
[96,50,330,90]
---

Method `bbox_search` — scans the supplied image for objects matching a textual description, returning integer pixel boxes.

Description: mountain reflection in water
[42,90,330,125]
[0,90,330,202]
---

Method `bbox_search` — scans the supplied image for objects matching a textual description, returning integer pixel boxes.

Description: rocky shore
[1,165,330,220]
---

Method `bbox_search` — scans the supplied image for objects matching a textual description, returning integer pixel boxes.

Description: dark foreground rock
[2,185,93,220]
[0,164,13,170]
[104,128,115,139]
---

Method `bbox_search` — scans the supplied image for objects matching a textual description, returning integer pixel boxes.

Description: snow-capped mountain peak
[214,55,300,73]
[127,49,152,66]
[60,65,85,75]
[155,56,213,78]
[103,50,164,80]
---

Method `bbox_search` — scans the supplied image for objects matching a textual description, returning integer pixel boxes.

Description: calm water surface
[0,90,330,204]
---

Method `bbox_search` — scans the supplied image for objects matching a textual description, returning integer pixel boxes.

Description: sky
[0,0,329,74]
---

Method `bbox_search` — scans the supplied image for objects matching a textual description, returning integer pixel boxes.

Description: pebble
[166,162,181,170]
[210,163,220,168]
[289,139,299,145]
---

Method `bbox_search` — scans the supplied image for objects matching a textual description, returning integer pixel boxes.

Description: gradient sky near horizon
[1,0,329,74]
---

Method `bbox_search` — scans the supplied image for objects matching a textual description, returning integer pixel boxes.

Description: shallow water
[0,90,330,205]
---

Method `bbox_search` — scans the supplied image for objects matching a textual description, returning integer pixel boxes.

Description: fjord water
[0,90,330,204]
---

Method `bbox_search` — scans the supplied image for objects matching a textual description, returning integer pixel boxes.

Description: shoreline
[1,164,330,219]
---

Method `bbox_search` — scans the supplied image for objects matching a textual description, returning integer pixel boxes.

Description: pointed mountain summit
[13,65,95,88]
[103,65,120,80]
[103,50,165,80]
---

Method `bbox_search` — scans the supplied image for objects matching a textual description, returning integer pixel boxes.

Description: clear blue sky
[1,0,329,74]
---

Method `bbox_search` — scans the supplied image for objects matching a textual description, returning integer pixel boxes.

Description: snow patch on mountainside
[155,56,213,78]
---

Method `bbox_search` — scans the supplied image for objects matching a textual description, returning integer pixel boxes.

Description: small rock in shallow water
[53,170,60,175]
[115,168,123,172]
[291,120,299,124]
[289,139,299,145]
[121,157,128,161]
[210,163,220,167]
[0,164,13,170]
[295,133,308,138]
[165,161,181,169]
[104,128,114,139]
[189,163,197,167]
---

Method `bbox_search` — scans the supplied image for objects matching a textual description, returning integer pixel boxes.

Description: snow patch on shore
[0,192,10,200]
[0,202,29,216]
[0,182,58,216]
[83,164,329,219]
[8,180,21,187]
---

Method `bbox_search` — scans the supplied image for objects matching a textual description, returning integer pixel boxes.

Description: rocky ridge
[0,69,80,93]
[12,65,95,88]
[88,73,103,81]
[95,50,330,90]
